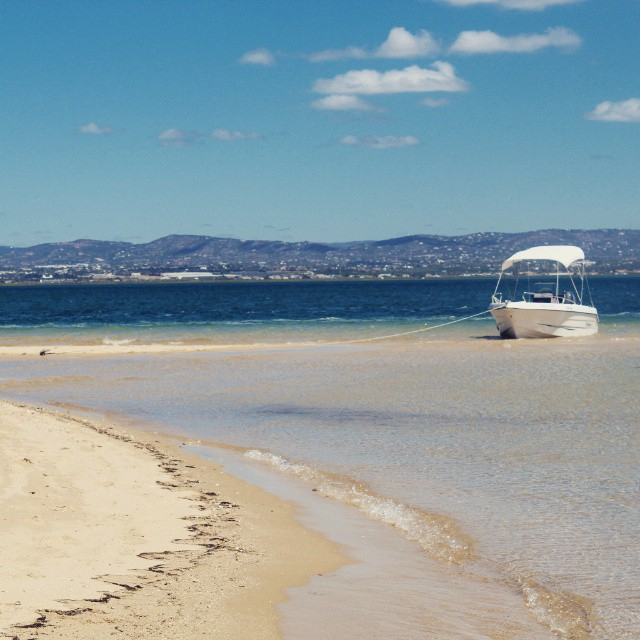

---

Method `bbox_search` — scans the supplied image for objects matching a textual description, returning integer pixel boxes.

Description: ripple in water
[244,449,475,564]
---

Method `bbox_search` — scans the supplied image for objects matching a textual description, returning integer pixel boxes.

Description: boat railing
[493,292,583,306]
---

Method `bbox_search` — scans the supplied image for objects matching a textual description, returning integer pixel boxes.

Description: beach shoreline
[1,331,638,639]
[0,400,345,639]
[0,343,333,357]
[0,329,636,359]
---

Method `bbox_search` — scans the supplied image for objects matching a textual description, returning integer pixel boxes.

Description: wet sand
[0,401,344,639]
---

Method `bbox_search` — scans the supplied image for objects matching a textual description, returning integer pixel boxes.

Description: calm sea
[0,277,638,345]
[1,278,638,639]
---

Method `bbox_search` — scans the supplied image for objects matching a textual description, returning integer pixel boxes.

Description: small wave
[244,449,474,564]
[244,448,599,640]
[102,337,136,346]
[600,311,640,318]
[521,578,594,640]
[0,322,90,330]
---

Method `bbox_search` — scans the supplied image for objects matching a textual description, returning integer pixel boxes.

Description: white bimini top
[501,245,585,271]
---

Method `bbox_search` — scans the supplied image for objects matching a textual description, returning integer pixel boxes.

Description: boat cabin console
[523,284,576,304]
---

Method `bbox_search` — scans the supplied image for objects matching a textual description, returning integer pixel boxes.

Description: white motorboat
[489,245,599,339]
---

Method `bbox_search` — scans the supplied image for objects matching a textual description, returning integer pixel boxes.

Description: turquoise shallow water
[1,279,639,639]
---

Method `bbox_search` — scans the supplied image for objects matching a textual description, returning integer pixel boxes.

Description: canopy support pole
[568,270,581,304]
[492,271,503,298]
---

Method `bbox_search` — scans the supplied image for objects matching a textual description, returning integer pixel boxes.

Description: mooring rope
[317,309,492,346]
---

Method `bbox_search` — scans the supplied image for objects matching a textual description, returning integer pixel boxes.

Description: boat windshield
[491,258,594,307]
[523,282,554,303]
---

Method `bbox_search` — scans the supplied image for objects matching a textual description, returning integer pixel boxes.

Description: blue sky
[1,0,638,245]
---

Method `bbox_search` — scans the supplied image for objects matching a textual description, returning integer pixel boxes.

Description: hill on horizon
[1,228,638,275]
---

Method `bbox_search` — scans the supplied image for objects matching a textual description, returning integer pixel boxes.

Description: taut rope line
[317,309,492,346]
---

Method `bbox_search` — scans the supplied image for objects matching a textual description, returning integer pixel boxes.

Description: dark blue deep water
[0,277,638,328]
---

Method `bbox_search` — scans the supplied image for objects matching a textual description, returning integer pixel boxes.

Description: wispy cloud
[264,224,291,232]
[211,129,263,141]
[450,27,581,54]
[308,46,368,63]
[433,0,584,10]
[340,134,420,149]
[311,95,378,111]
[156,129,201,147]
[313,63,469,95]
[587,99,640,122]
[78,122,114,135]
[239,48,276,66]
[422,97,451,107]
[308,27,440,62]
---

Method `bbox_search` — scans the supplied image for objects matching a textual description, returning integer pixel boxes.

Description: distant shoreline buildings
[0,229,638,284]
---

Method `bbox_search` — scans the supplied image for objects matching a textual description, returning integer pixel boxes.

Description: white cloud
[311,95,377,111]
[308,27,440,62]
[156,129,200,147]
[587,99,640,122]
[435,0,583,10]
[313,63,469,95]
[211,129,263,141]
[340,134,420,149]
[78,122,114,135]
[450,27,581,54]
[239,48,276,66]
[308,46,368,63]
[377,27,440,58]
[422,97,451,107]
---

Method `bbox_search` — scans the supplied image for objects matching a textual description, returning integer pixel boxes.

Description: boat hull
[490,303,599,339]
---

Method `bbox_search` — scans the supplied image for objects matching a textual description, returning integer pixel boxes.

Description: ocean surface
[0,277,638,345]
[1,278,639,639]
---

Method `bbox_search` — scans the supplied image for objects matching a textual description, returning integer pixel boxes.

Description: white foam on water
[102,337,136,345]
[244,449,474,564]
[244,449,602,640]
[521,578,594,640]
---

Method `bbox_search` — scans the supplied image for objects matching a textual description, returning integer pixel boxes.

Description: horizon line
[5,227,639,250]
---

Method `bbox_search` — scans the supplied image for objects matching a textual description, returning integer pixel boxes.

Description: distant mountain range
[1,229,639,276]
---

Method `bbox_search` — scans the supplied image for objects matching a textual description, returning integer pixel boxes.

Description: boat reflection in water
[489,245,599,339]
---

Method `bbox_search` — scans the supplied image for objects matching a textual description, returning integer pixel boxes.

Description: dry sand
[0,344,315,358]
[0,401,345,639]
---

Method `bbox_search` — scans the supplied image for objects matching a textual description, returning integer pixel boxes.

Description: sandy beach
[0,330,632,360]
[0,401,344,639]
[0,344,294,357]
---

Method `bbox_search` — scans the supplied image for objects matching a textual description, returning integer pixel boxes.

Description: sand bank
[0,401,344,639]
[0,336,488,358]
[0,344,320,357]
[0,329,633,359]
